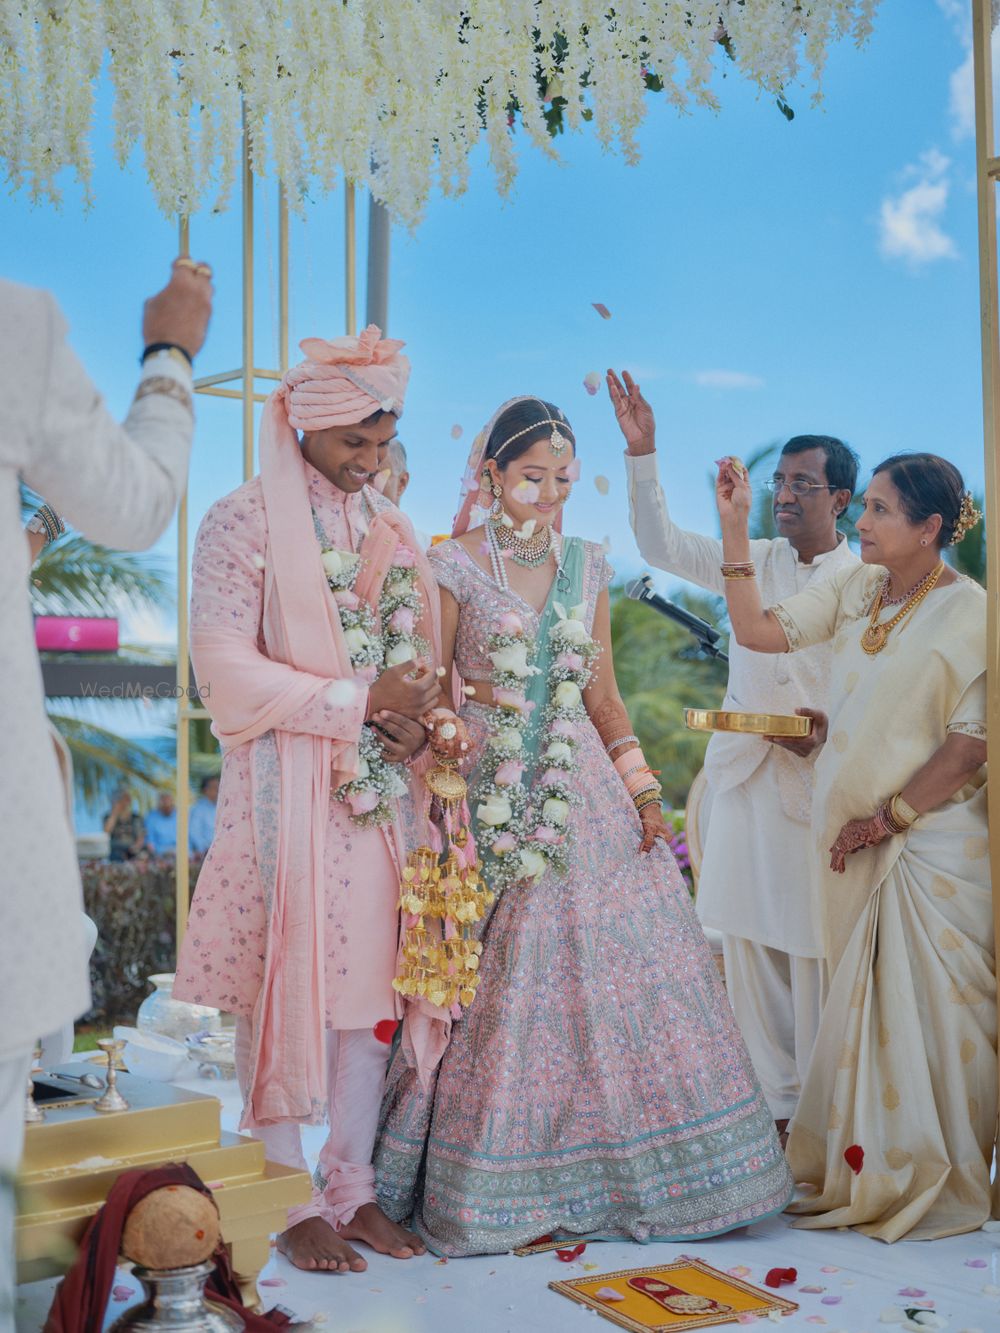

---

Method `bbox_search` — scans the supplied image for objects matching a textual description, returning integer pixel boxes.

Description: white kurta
[626,450,858,957]
[0,278,194,1061]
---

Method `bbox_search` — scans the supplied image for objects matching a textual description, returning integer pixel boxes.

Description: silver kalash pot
[107,1262,244,1331]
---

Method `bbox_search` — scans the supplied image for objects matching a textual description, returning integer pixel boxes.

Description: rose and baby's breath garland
[319,541,426,828]
[472,601,599,894]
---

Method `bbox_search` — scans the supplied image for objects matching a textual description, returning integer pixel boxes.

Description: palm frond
[31,535,172,616]
[47,714,174,809]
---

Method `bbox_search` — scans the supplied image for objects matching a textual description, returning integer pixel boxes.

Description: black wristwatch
[141,342,193,368]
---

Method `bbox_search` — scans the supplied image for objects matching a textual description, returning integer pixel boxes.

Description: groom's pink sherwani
[174,462,401,1032]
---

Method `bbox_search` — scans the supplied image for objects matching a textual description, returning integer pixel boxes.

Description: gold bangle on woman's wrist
[721,562,756,580]
[890,793,919,828]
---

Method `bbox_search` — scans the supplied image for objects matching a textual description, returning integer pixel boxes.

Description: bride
[374,396,793,1255]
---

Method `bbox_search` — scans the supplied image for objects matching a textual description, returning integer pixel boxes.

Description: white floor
[15,1069,999,1333]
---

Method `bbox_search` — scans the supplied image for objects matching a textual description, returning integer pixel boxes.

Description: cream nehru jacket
[0,278,194,1060]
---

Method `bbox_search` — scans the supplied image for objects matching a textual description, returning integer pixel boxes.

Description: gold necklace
[860,562,943,655]
[489,515,553,567]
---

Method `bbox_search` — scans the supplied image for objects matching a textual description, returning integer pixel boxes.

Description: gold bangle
[722,564,756,580]
[890,793,919,828]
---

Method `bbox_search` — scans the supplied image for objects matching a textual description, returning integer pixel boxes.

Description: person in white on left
[0,256,212,1333]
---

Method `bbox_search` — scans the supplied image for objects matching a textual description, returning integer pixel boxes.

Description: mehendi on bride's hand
[638,801,671,855]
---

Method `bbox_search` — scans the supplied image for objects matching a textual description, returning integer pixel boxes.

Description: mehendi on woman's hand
[638,802,671,855]
[829,815,888,873]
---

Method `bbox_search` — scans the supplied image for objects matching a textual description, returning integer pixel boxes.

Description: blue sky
[2,0,991,646]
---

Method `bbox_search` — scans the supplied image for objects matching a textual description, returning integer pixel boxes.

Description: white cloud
[936,0,1000,140]
[691,369,765,391]
[879,150,957,266]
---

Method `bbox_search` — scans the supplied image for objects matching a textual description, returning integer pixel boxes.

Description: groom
[174,327,442,1274]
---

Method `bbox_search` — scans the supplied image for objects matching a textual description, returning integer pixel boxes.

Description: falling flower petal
[373,1019,399,1044]
[582,1262,599,1271]
[564,457,582,482]
[596,1288,625,1302]
[327,680,357,707]
[512,480,541,505]
[451,424,463,440]
[843,1144,864,1174]
[820,1267,841,1274]
[111,1286,134,1302]
[583,372,601,396]
[259,1277,287,1288]
[728,1267,752,1278]
[799,1286,826,1294]
[594,475,610,495]
[736,1315,760,1326]
[766,1314,784,1326]
[592,303,612,319]
[965,1259,988,1268]
[821,1297,843,1306]
[555,1243,587,1262]
[601,536,612,554]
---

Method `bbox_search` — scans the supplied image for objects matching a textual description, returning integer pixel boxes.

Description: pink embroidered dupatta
[195,393,442,1127]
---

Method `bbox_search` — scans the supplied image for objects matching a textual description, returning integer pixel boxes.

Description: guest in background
[188,774,219,856]
[382,438,433,549]
[382,438,410,505]
[104,787,147,862]
[144,789,178,858]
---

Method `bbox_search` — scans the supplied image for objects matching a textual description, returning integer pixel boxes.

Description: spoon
[39,1069,105,1090]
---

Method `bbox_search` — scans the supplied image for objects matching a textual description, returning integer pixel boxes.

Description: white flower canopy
[2,1,880,226]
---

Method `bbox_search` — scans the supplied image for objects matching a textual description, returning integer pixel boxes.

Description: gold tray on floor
[684,708,812,737]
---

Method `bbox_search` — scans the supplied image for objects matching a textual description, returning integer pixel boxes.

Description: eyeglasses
[764,477,836,497]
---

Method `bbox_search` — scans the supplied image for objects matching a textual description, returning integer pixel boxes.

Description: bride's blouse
[428,537,613,683]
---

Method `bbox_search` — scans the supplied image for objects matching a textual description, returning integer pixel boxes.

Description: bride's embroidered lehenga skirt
[375,703,793,1255]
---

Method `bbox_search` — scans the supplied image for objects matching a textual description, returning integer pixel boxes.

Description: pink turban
[276,325,411,431]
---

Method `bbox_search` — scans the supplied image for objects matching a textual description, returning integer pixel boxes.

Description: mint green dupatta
[470,536,591,899]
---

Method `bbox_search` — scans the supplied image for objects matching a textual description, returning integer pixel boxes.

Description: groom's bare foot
[276,1217,367,1273]
[340,1202,426,1259]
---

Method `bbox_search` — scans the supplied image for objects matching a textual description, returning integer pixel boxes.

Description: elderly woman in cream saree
[714,451,993,1241]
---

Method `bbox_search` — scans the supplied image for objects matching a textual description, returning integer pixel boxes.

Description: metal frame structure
[971,0,1000,1201]
[172,114,359,946]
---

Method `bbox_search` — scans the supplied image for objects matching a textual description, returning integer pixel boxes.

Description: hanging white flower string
[2,2,880,226]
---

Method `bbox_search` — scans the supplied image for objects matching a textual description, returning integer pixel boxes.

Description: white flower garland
[2,3,881,226]
[320,543,425,828]
[472,602,599,894]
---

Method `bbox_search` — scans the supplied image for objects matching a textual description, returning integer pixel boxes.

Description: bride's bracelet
[604,733,638,754]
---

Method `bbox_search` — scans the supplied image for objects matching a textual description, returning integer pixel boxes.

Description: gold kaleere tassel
[393,713,494,1012]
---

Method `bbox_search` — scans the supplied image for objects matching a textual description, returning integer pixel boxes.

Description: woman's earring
[491,482,502,499]
[921,538,928,546]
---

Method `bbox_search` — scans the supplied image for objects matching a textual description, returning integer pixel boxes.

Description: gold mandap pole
[971,0,1000,1214]
[173,115,290,951]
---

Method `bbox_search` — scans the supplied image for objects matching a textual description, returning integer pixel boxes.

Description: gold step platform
[16,1068,311,1306]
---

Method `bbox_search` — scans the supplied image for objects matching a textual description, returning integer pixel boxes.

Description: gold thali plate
[684,708,812,737]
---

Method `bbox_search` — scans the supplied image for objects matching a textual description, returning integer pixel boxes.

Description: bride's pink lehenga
[375,538,793,1255]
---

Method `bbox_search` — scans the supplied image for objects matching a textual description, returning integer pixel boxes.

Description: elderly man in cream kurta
[0,262,211,1331]
[608,371,859,1131]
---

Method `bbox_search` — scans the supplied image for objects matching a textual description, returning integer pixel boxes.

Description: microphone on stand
[625,575,729,663]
